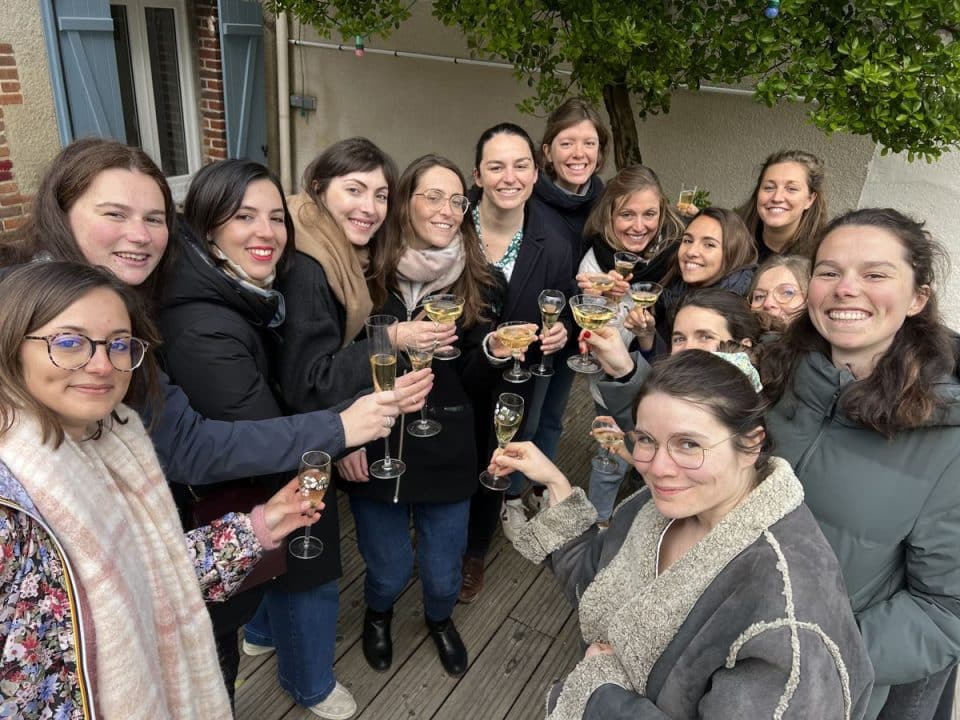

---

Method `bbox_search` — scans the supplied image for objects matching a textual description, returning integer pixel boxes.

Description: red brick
[198,48,219,60]
[0,147,9,158]
[0,69,17,81]
[3,216,27,231]
[0,182,15,194]
[0,194,24,207]
[1,82,20,94]
[0,57,16,68]
[0,45,13,55]
[0,204,21,218]
[0,95,23,105]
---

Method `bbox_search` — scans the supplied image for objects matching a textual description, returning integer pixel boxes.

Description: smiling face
[671,305,733,353]
[210,179,287,282]
[20,287,133,440]
[750,265,806,320]
[808,224,928,376]
[612,188,661,253]
[756,161,816,237]
[321,168,389,247]
[543,119,600,192]
[408,166,465,251]
[67,168,169,286]
[678,215,724,286]
[474,132,538,213]
[633,392,757,527]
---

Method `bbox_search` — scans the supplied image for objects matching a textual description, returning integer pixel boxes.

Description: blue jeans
[349,495,469,621]
[509,361,576,495]
[587,449,630,522]
[244,580,339,706]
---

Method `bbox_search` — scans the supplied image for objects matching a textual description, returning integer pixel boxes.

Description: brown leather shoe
[458,555,484,604]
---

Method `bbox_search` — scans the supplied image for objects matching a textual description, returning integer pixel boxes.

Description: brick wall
[194,0,227,163]
[0,43,29,233]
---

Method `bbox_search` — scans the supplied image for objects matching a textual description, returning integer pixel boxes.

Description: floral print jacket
[0,466,262,719]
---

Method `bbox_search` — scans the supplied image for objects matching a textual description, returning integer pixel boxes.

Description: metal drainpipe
[277,12,292,193]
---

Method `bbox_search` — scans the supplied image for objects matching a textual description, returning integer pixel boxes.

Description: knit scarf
[0,409,231,720]
[394,234,466,312]
[288,193,373,347]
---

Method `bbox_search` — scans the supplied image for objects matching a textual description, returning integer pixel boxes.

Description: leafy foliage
[273,0,960,161]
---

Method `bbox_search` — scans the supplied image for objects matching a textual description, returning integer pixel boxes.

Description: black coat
[530,173,604,271]
[158,235,342,590]
[346,290,501,504]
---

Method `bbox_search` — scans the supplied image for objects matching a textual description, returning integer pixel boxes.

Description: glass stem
[382,437,393,469]
[512,352,521,375]
[419,404,429,426]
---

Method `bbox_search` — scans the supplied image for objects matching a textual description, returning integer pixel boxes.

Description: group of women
[0,94,957,720]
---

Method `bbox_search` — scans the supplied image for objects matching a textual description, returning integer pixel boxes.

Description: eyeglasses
[750,284,801,307]
[24,333,149,372]
[414,190,470,215]
[626,430,736,470]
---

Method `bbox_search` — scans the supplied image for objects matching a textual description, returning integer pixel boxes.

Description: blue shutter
[53,0,125,141]
[218,0,267,163]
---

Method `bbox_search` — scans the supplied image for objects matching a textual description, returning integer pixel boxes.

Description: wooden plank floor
[235,374,598,719]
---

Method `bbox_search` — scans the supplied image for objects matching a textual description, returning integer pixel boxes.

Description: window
[110,0,201,190]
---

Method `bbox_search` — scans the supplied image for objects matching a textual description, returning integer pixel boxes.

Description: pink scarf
[394,234,466,312]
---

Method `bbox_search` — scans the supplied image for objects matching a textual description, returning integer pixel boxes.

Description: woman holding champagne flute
[460,122,573,603]
[345,155,508,676]
[0,262,322,719]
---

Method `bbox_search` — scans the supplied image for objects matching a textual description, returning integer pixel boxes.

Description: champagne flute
[403,331,441,438]
[423,293,465,360]
[628,281,663,310]
[496,320,537,384]
[532,289,565,378]
[591,419,625,473]
[288,450,330,559]
[567,294,617,374]
[479,393,525,491]
[586,273,616,293]
[366,315,406,479]
[677,183,697,214]
[613,251,640,280]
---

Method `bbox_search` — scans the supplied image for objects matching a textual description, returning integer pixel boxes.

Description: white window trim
[113,0,202,193]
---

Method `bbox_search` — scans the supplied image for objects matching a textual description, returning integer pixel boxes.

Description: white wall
[859,149,960,330]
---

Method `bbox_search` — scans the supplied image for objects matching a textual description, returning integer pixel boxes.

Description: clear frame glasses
[750,284,802,307]
[626,430,737,470]
[24,333,149,372]
[414,190,470,215]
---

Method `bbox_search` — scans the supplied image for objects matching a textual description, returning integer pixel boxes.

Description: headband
[710,351,763,393]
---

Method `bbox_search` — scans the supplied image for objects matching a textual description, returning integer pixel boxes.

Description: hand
[607,272,630,299]
[394,368,434,414]
[486,441,572,504]
[576,272,603,296]
[539,322,568,356]
[393,320,458,354]
[338,386,409,448]
[623,307,657,352]
[490,322,539,361]
[337,448,369,483]
[584,642,614,659]
[262,477,323,544]
[578,327,635,378]
[677,202,700,218]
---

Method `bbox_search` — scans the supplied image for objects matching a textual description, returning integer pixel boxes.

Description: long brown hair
[758,208,953,436]
[371,154,496,327]
[538,98,611,178]
[738,149,827,257]
[583,164,684,259]
[0,262,162,447]
[661,207,758,287]
[1,138,177,308]
[298,137,398,276]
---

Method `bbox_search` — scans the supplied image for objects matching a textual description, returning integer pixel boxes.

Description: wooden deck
[235,374,600,719]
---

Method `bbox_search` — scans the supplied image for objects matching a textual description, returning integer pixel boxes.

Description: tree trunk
[602,83,643,170]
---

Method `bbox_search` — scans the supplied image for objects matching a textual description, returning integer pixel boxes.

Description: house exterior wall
[194,0,228,163]
[0,1,62,233]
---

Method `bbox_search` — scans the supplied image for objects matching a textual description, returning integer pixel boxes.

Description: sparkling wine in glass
[587,273,616,293]
[403,332,440,438]
[567,294,617,374]
[289,450,330,560]
[496,320,537,384]
[677,184,697,214]
[628,281,664,309]
[614,251,640,280]
[532,289,566,378]
[423,294,465,360]
[366,315,406,479]
[591,419,625,473]
[479,393,525,491]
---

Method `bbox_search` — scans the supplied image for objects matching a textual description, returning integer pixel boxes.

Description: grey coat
[513,458,874,719]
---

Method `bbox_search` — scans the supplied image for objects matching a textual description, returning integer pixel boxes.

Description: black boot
[363,607,393,672]
[426,616,468,677]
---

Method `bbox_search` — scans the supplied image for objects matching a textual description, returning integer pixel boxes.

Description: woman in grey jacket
[488,350,874,719]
